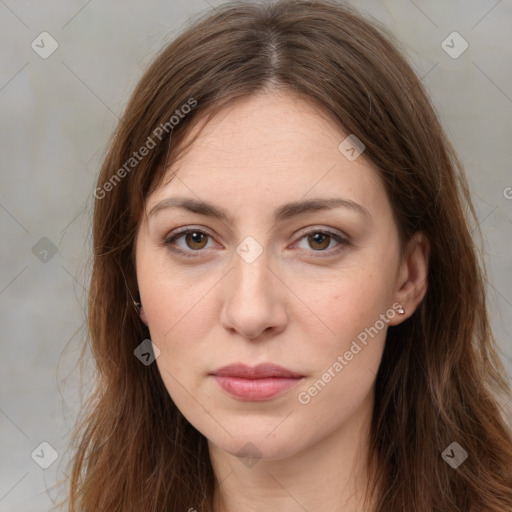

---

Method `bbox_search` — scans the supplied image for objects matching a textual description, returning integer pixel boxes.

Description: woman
[67,1,512,510]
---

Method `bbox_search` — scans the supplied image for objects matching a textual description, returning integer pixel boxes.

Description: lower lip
[212,375,302,401]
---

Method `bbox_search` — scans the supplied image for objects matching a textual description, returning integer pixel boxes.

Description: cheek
[147,288,214,415]
[294,289,387,427]
[144,289,215,376]
[290,264,393,411]
[137,264,219,401]
[298,264,393,349]
[138,251,218,342]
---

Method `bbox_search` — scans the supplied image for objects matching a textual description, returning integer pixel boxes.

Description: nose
[220,249,288,341]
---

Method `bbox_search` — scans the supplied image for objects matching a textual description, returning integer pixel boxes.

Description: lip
[210,363,304,401]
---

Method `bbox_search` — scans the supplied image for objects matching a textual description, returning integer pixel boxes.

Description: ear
[136,300,148,326]
[139,304,148,326]
[388,231,430,326]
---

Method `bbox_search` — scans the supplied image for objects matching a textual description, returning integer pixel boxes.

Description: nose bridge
[232,241,273,309]
[221,240,287,339]
[232,233,272,296]
[234,247,269,294]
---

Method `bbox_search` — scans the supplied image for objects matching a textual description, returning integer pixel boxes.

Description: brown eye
[164,229,215,256]
[294,229,350,256]
[307,232,331,250]
[184,231,208,250]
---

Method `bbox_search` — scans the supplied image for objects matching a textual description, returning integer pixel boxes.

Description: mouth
[209,363,304,401]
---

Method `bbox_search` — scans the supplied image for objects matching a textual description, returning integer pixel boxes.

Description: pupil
[310,233,329,250]
[188,232,205,249]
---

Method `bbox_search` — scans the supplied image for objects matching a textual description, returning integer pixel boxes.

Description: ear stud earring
[397,305,405,315]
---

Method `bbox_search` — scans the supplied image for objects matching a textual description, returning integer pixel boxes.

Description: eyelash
[163,227,351,259]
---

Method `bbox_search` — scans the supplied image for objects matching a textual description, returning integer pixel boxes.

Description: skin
[135,90,430,512]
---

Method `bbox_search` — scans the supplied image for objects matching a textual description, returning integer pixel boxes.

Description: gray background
[1,0,511,510]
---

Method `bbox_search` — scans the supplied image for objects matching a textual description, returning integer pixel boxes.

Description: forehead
[146,90,387,219]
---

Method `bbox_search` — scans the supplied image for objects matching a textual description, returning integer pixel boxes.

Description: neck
[209,388,378,512]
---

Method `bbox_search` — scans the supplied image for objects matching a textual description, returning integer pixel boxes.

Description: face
[135,90,414,461]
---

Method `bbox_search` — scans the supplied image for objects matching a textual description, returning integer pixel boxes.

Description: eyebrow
[148,196,371,223]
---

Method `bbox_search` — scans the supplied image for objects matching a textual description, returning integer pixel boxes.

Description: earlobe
[134,300,149,326]
[139,306,148,326]
[388,231,430,326]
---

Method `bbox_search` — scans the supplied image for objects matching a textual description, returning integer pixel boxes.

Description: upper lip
[210,363,303,379]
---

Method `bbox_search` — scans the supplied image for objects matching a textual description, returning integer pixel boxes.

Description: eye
[294,229,350,255]
[163,227,350,258]
[164,228,217,257]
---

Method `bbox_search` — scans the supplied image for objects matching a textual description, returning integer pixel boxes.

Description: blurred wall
[1,1,511,510]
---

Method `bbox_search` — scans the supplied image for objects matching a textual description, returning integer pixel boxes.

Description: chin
[205,423,306,462]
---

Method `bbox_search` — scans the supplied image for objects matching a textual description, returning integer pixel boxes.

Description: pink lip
[210,363,304,401]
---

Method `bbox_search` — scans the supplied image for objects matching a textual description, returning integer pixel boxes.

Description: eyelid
[294,225,349,241]
[163,225,215,241]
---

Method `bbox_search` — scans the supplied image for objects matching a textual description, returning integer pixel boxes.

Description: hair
[65,1,512,510]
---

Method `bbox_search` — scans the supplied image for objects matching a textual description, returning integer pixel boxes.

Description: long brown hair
[66,1,512,510]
